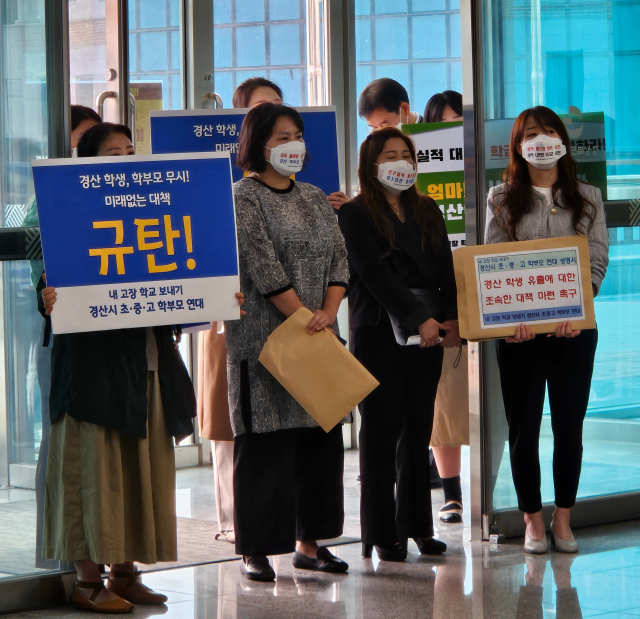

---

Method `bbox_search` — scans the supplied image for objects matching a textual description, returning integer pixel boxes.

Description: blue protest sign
[31,152,239,334]
[149,107,341,195]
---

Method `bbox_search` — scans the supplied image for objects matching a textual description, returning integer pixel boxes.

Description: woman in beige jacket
[424,91,469,524]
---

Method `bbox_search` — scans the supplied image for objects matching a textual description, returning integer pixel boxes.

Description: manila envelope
[453,235,596,342]
[259,307,379,432]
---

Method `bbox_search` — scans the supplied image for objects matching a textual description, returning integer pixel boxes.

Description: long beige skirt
[43,372,177,565]
[431,346,470,447]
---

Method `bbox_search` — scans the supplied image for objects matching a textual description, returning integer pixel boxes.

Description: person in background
[338,127,458,562]
[358,78,423,133]
[485,106,608,554]
[232,76,283,108]
[198,77,284,546]
[330,78,422,211]
[41,122,245,613]
[227,103,349,582]
[422,90,468,525]
[424,90,463,124]
[23,104,101,570]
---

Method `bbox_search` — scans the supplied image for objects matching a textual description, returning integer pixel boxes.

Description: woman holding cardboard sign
[338,127,459,562]
[485,106,608,554]
[227,103,350,582]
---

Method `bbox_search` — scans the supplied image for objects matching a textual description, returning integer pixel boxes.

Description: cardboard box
[453,235,596,341]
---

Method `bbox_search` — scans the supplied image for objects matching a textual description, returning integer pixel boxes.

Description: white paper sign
[411,124,464,174]
[475,246,585,330]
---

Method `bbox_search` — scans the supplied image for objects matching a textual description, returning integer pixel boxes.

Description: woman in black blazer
[338,127,459,561]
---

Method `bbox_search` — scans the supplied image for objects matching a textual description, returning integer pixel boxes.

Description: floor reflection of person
[41,123,245,614]
[23,104,101,570]
[432,558,472,618]
[516,554,582,618]
[485,106,609,554]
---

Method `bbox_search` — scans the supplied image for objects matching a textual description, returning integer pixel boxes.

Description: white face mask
[376,160,417,192]
[266,140,306,176]
[521,134,566,169]
[394,109,406,131]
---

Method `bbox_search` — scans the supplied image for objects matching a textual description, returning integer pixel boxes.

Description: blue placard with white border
[149,107,341,195]
[31,152,240,334]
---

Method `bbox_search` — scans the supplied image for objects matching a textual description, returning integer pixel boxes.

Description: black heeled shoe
[362,542,408,562]
[414,537,447,555]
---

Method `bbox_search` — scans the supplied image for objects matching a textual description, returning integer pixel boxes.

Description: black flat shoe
[439,501,463,524]
[293,548,349,573]
[415,537,447,555]
[362,542,408,562]
[240,556,276,582]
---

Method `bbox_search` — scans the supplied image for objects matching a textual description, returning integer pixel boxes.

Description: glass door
[212,0,329,107]
[477,0,640,537]
[0,0,183,596]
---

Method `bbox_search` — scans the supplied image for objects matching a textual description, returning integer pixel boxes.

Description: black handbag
[387,288,445,346]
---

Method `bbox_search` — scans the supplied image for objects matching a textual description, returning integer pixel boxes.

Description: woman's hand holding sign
[506,323,535,343]
[548,320,580,339]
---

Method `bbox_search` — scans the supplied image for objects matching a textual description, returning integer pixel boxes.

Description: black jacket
[49,326,196,439]
[337,196,457,331]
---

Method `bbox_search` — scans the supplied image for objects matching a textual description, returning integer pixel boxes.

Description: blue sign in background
[150,109,340,195]
[32,155,238,289]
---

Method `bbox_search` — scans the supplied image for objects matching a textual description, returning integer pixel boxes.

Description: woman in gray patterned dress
[225,103,350,582]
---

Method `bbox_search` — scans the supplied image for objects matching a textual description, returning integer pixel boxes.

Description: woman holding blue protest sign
[41,122,245,613]
[485,106,608,554]
[338,127,458,562]
[227,103,349,582]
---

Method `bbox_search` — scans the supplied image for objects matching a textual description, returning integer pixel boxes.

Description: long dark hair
[358,127,444,253]
[500,106,595,240]
[77,123,132,157]
[423,90,462,123]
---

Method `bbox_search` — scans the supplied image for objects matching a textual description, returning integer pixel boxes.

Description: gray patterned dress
[225,177,349,437]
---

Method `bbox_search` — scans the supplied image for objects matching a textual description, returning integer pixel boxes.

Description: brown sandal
[71,580,134,614]
[107,570,168,605]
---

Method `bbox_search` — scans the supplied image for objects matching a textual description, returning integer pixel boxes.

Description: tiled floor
[4,522,640,618]
[3,451,640,617]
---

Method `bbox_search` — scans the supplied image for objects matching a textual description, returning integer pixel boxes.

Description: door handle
[95,90,117,120]
[206,92,224,108]
[129,92,137,149]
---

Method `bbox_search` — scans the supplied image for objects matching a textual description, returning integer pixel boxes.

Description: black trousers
[496,329,598,513]
[233,424,344,557]
[352,315,443,546]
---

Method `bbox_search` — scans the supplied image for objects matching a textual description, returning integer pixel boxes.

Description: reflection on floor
[3,449,640,618]
[0,449,469,579]
[5,521,640,618]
